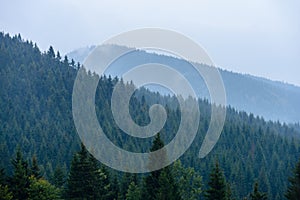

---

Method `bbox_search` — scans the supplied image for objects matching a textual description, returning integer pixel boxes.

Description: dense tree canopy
[1,32,300,199]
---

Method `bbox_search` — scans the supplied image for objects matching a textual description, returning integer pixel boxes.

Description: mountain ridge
[67,45,300,123]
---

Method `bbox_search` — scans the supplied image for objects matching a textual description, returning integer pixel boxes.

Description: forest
[1,32,300,199]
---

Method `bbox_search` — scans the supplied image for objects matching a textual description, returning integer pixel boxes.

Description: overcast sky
[1,0,299,86]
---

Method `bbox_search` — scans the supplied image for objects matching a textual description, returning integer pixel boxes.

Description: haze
[0,0,299,86]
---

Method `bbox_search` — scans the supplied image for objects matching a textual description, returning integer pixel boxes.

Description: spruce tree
[96,166,113,200]
[0,184,13,200]
[0,168,6,185]
[142,133,164,200]
[9,148,30,200]
[66,143,111,199]
[126,181,141,200]
[56,51,61,60]
[173,160,202,200]
[66,143,96,199]
[47,46,55,58]
[285,159,300,200]
[51,165,65,188]
[0,167,12,200]
[27,176,61,200]
[63,55,69,65]
[250,182,267,200]
[142,133,181,200]
[111,175,120,200]
[157,168,181,200]
[205,161,227,200]
[31,156,42,179]
[120,173,135,199]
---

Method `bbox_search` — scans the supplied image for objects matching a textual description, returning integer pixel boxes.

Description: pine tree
[0,184,13,200]
[71,59,75,67]
[51,165,65,188]
[65,154,81,199]
[9,148,30,200]
[120,173,134,199]
[142,133,164,200]
[111,175,120,200]
[47,46,55,58]
[173,160,202,200]
[66,143,111,199]
[126,181,141,200]
[285,159,300,200]
[250,182,267,200]
[63,55,69,65]
[157,168,181,200]
[0,168,6,185]
[0,168,12,200]
[226,183,234,200]
[96,166,113,200]
[30,156,42,179]
[56,51,61,60]
[142,133,181,200]
[66,143,96,199]
[27,176,60,200]
[205,161,227,200]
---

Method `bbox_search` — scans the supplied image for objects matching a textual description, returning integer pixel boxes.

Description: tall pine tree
[205,161,228,200]
[173,160,202,200]
[126,181,141,200]
[9,148,30,200]
[51,165,66,188]
[65,143,111,199]
[250,182,267,200]
[142,133,181,200]
[30,156,42,179]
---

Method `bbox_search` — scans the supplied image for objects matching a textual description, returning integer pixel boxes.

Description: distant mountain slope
[68,46,300,123]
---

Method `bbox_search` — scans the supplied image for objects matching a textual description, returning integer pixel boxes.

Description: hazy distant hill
[68,45,300,123]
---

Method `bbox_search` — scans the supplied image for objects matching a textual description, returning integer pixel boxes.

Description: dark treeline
[1,138,300,200]
[1,32,300,199]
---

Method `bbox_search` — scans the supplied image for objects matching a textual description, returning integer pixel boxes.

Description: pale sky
[1,0,299,86]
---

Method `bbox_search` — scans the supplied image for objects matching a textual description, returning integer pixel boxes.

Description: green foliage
[31,156,42,179]
[157,168,181,200]
[142,134,181,200]
[27,176,61,200]
[126,181,141,200]
[0,168,6,185]
[97,166,115,200]
[205,161,228,200]
[249,182,267,200]
[65,143,111,200]
[0,32,80,176]
[51,165,66,188]
[173,160,202,200]
[142,134,165,200]
[9,148,30,200]
[120,173,137,199]
[0,184,13,200]
[110,175,120,200]
[1,32,300,199]
[285,158,300,200]
[47,46,55,58]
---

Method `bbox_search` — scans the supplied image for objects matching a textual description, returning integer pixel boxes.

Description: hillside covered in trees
[1,32,300,199]
[68,45,300,123]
